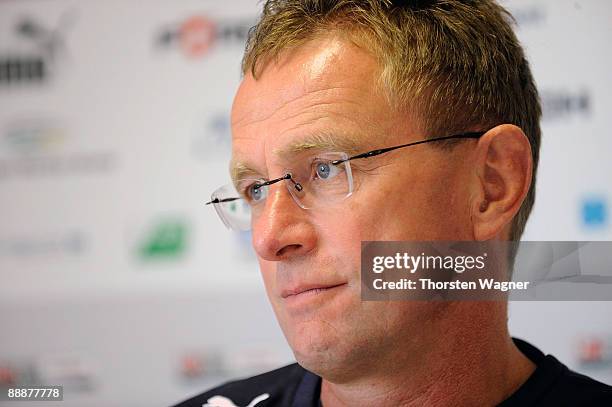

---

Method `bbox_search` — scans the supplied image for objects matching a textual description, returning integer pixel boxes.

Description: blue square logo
[582,197,607,228]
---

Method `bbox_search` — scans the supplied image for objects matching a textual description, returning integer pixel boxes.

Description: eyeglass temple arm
[206,133,483,205]
[205,173,303,205]
[205,197,241,205]
[331,131,485,165]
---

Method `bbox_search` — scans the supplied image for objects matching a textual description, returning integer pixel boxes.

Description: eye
[247,183,267,202]
[314,161,340,180]
[238,181,267,204]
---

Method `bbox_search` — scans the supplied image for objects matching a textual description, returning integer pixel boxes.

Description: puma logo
[202,393,270,407]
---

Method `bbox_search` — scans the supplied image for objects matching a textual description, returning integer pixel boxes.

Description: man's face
[230,36,475,380]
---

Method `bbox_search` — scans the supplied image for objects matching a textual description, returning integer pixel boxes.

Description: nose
[251,182,317,261]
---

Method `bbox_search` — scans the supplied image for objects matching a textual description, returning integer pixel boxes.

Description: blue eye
[316,163,330,179]
[315,161,339,180]
[247,183,267,202]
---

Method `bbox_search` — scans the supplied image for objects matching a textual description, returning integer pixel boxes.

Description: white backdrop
[0,1,611,406]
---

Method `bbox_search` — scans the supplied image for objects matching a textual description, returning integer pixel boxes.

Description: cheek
[257,259,277,295]
[258,261,289,327]
[350,184,430,240]
[422,168,473,238]
[349,165,472,240]
[310,210,362,264]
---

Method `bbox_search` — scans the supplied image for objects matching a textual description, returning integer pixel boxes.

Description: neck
[320,304,536,406]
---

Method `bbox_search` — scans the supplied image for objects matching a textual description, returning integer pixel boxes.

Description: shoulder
[508,338,612,406]
[172,363,308,407]
[550,365,612,405]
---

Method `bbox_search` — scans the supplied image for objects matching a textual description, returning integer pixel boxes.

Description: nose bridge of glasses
[285,172,309,206]
[250,171,306,212]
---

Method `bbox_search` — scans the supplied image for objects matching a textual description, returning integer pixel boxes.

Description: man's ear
[470,124,533,240]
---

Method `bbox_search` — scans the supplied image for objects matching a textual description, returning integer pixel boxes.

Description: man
[176,0,612,405]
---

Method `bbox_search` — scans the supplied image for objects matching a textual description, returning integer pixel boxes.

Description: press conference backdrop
[0,0,610,406]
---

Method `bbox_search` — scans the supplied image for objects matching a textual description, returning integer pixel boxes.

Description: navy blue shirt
[173,338,612,406]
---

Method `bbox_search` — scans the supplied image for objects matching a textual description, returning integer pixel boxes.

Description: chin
[283,318,365,383]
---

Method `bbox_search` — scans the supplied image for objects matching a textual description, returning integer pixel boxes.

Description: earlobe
[471,125,533,241]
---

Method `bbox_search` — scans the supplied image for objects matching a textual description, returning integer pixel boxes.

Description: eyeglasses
[205,131,484,230]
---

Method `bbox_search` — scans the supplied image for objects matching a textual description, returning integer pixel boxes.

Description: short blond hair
[242,0,541,242]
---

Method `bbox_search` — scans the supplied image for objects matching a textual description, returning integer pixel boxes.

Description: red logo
[579,338,604,363]
[179,16,217,58]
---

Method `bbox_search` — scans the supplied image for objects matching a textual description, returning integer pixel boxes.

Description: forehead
[232,36,379,120]
[229,35,402,178]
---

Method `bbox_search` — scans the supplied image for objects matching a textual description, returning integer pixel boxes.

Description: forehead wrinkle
[276,99,366,132]
[232,83,363,130]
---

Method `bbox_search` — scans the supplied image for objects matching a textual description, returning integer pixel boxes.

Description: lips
[281,283,347,299]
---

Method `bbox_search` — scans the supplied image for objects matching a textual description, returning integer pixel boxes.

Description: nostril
[276,244,302,257]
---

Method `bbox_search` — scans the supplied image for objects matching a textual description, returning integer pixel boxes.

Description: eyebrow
[274,132,364,157]
[230,132,365,183]
[230,161,259,184]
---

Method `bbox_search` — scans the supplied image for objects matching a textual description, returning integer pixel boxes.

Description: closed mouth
[281,283,347,299]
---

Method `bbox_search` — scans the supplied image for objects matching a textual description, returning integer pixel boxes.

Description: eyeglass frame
[204,131,485,209]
